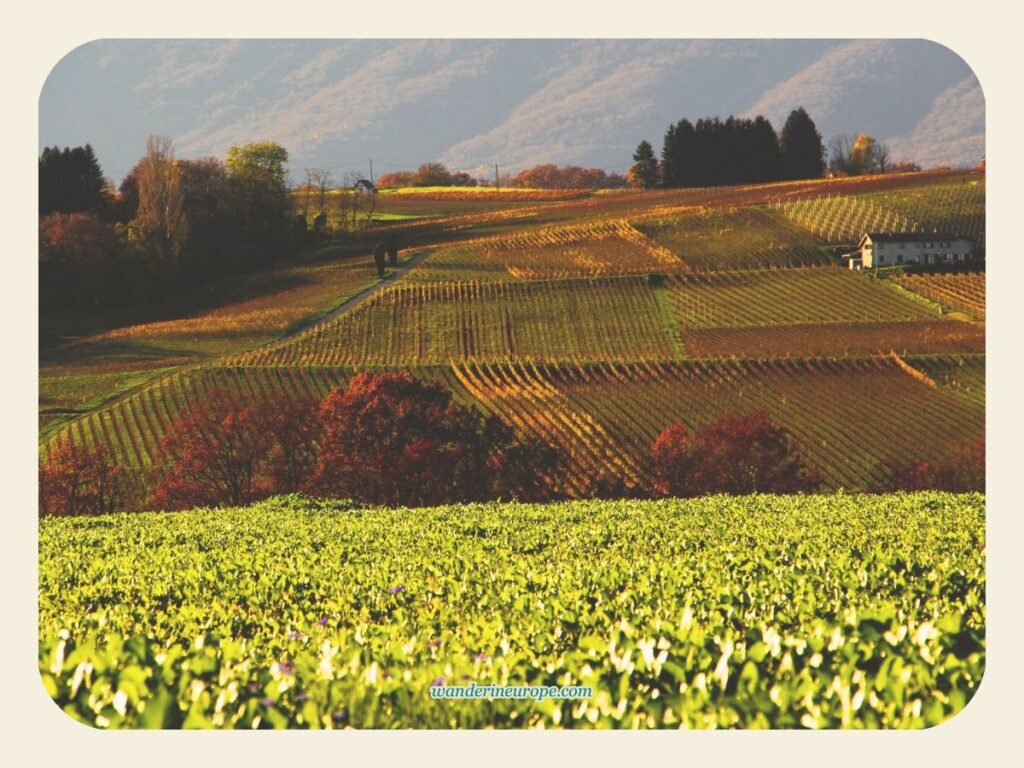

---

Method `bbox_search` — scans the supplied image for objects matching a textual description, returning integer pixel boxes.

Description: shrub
[651,411,820,497]
[890,434,984,492]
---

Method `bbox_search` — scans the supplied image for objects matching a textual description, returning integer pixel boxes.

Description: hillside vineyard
[44,171,985,497]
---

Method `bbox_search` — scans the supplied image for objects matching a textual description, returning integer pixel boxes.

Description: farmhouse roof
[862,232,961,243]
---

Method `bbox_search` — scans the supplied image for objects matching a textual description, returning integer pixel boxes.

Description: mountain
[39,39,984,183]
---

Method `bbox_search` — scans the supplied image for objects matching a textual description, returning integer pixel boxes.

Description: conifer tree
[779,107,826,180]
[629,140,659,190]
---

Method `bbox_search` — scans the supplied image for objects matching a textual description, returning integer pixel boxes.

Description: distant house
[846,233,974,270]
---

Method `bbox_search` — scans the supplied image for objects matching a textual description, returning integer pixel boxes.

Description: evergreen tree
[779,107,826,180]
[39,144,108,215]
[750,116,782,182]
[661,123,678,188]
[674,119,696,187]
[628,141,659,190]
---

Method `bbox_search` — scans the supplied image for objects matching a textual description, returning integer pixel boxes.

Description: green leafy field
[39,492,985,729]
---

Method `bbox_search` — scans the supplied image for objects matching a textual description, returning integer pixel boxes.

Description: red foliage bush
[39,438,127,516]
[890,434,984,492]
[651,411,820,497]
[309,371,562,506]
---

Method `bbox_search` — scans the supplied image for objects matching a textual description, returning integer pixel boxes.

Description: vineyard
[904,354,986,409]
[408,220,685,282]
[39,166,987,731]
[775,178,985,248]
[861,178,986,249]
[39,493,985,729]
[39,248,381,440]
[680,320,984,358]
[666,268,938,328]
[453,356,983,491]
[892,272,986,320]
[635,207,831,271]
[43,170,987,491]
[237,276,682,366]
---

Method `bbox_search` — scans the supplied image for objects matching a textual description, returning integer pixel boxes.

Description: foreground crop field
[39,493,985,729]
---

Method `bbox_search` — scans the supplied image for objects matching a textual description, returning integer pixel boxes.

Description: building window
[878,255,885,264]
[899,243,905,249]
[897,254,903,264]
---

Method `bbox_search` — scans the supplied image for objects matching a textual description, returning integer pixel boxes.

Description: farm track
[271,248,433,344]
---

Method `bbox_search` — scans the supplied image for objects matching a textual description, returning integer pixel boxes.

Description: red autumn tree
[263,396,321,493]
[890,434,984,492]
[480,420,565,503]
[309,371,562,505]
[150,389,281,509]
[651,411,820,497]
[39,438,126,517]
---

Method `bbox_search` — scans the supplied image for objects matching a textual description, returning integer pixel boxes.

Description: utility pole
[494,164,499,191]
[369,159,375,188]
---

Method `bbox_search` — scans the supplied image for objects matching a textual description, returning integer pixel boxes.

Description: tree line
[375,162,627,190]
[39,371,982,517]
[630,107,918,189]
[39,138,304,310]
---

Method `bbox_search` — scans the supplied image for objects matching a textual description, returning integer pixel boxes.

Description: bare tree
[873,142,891,174]
[302,168,315,220]
[334,170,376,230]
[314,170,331,214]
[828,135,855,175]
[133,135,188,293]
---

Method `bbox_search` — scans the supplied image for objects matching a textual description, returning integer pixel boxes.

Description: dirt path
[274,248,432,344]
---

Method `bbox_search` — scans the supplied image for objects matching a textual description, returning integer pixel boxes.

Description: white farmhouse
[846,233,975,270]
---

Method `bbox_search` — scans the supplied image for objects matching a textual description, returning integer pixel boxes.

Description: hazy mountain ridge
[40,39,984,182]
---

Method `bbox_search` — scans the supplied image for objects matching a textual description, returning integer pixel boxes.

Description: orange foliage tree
[511,164,626,189]
[651,411,820,497]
